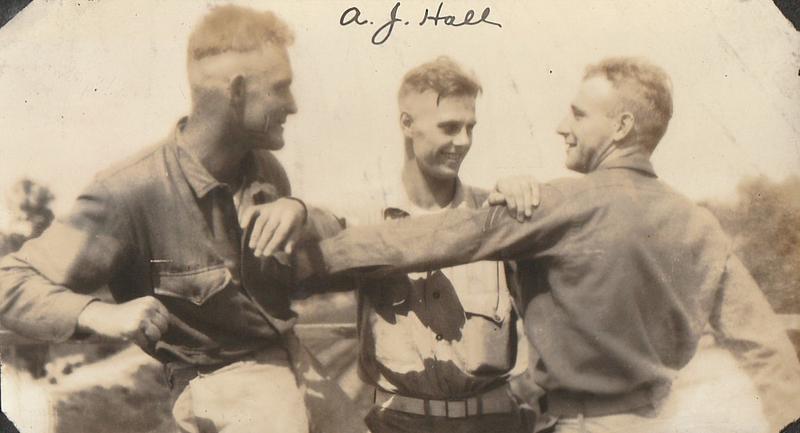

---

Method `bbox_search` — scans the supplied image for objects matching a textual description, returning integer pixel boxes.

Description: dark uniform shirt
[0,120,331,366]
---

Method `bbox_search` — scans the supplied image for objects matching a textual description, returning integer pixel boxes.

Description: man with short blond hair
[351,56,528,433]
[0,5,356,433]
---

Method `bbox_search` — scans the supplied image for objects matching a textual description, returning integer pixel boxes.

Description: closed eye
[273,79,292,94]
[439,122,462,135]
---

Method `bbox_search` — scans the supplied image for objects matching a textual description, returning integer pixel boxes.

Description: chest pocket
[154,265,232,306]
[443,261,512,325]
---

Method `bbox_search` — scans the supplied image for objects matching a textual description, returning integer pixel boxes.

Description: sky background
[0,0,798,222]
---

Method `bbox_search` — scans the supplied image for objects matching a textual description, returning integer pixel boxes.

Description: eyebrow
[438,120,477,126]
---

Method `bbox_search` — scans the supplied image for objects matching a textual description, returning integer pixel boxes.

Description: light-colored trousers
[171,333,365,433]
[553,337,770,433]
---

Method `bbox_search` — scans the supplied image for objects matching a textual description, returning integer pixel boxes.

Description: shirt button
[436,334,443,341]
[494,314,502,322]
[432,291,441,300]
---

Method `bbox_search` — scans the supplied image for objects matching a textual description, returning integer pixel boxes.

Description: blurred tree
[0,177,56,378]
[702,175,800,314]
[0,177,55,255]
[6,177,55,237]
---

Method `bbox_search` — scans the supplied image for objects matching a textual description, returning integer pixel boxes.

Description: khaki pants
[171,347,308,433]
[170,334,366,433]
[553,337,770,433]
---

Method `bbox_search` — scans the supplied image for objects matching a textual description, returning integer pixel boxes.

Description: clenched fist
[77,296,169,350]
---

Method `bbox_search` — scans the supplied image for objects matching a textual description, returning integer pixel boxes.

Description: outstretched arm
[292,183,569,281]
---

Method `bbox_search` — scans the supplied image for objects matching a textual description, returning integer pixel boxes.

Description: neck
[401,160,457,209]
[592,143,650,172]
[181,112,249,185]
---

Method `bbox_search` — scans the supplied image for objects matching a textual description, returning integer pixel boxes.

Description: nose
[285,91,298,115]
[555,116,570,138]
[453,127,471,148]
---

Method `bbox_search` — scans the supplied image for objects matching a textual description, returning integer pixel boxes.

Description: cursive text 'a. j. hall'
[339,2,502,45]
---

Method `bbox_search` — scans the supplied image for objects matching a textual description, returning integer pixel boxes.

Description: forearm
[0,180,132,342]
[0,254,98,342]
[712,255,800,430]
[293,204,550,281]
[301,205,346,241]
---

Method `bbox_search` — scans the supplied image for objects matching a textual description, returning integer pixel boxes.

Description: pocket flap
[154,266,231,306]
[448,261,511,324]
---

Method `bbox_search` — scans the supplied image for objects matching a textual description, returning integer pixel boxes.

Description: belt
[545,386,666,418]
[164,345,290,391]
[374,385,515,418]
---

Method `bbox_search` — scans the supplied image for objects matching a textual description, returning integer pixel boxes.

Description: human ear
[226,75,248,126]
[400,112,414,137]
[229,75,246,110]
[613,112,635,142]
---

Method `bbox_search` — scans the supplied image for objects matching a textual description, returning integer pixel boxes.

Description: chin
[430,168,459,181]
[565,161,588,174]
[265,140,285,151]
[256,135,285,151]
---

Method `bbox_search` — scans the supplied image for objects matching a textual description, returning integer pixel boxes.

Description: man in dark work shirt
[0,5,359,433]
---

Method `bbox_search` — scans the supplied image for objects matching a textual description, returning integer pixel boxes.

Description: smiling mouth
[440,152,464,163]
[265,117,286,134]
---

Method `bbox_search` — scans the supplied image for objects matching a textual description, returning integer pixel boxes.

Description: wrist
[76,300,112,336]
[283,196,308,225]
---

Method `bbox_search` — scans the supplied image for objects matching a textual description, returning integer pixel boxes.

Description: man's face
[556,76,621,173]
[403,93,477,180]
[236,44,297,150]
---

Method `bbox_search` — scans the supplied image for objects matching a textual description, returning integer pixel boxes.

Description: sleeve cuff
[49,293,100,343]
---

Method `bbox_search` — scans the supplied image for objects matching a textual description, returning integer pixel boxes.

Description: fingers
[142,322,162,343]
[132,332,150,350]
[150,309,170,333]
[246,200,308,257]
[128,297,169,349]
[521,183,533,219]
[505,194,518,220]
[514,183,527,221]
[284,227,302,255]
[254,215,280,256]
[486,191,507,206]
[530,181,541,208]
[239,206,258,230]
[250,210,273,250]
[262,219,292,257]
[518,179,541,218]
[495,176,541,221]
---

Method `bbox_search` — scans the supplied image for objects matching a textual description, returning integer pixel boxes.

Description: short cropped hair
[584,57,673,151]
[398,56,482,103]
[187,5,294,62]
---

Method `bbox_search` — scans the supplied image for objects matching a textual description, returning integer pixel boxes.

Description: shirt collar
[596,148,657,177]
[174,118,263,199]
[383,178,481,218]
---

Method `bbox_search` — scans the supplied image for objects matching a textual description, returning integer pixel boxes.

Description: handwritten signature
[340,2,502,45]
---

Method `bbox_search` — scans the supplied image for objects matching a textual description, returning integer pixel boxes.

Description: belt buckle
[446,399,468,418]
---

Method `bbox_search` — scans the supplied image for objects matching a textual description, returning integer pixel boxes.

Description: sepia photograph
[0,1,798,432]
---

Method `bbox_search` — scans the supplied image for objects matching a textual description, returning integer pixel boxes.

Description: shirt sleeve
[290,205,356,297]
[0,180,134,342]
[710,254,800,431]
[293,184,571,280]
